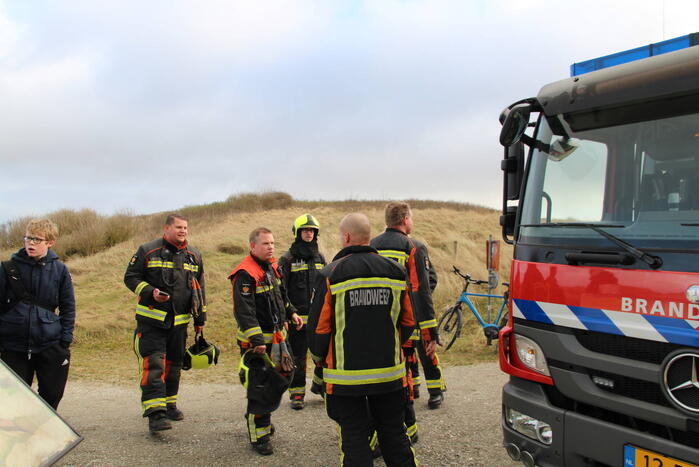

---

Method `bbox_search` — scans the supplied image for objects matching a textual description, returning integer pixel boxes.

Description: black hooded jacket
[0,248,75,353]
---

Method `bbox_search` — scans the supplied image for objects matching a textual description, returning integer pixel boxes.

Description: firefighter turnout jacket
[371,228,438,341]
[307,245,416,396]
[278,249,326,325]
[124,237,207,328]
[229,254,296,347]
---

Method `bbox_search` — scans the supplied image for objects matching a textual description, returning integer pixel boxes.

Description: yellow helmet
[292,214,320,237]
[182,334,220,370]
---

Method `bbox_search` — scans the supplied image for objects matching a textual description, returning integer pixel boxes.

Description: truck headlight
[506,408,553,445]
[514,334,550,376]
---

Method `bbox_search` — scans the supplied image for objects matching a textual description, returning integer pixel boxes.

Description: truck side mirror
[499,103,531,146]
[500,142,525,244]
[502,142,524,201]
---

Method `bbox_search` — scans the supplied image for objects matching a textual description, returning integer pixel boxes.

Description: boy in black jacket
[0,219,76,409]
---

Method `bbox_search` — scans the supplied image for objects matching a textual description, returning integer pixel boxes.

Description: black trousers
[287,324,324,398]
[133,321,187,416]
[326,389,416,467]
[406,339,444,396]
[1,344,70,409]
[287,324,307,396]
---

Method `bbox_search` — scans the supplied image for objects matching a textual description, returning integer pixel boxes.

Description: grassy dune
[1,195,512,383]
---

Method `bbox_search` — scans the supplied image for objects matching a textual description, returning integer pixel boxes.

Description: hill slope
[2,196,511,381]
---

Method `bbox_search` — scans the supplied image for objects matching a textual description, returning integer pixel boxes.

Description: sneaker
[252,440,273,456]
[166,406,184,421]
[427,392,444,410]
[290,395,305,410]
[148,412,172,433]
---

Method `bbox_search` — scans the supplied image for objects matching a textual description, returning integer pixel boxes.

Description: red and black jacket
[370,228,438,341]
[229,254,295,347]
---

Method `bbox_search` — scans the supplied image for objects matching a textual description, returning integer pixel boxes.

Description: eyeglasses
[24,236,47,244]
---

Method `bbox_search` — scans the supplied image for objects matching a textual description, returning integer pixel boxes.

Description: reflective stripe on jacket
[278,249,326,319]
[228,254,293,347]
[307,245,415,396]
[124,237,207,328]
[370,229,438,340]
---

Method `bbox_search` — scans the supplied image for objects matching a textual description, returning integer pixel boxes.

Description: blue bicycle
[437,266,509,349]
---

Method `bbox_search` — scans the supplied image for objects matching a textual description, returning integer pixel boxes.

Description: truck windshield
[519,112,699,250]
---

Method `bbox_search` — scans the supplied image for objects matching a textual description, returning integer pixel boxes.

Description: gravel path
[56,363,513,467]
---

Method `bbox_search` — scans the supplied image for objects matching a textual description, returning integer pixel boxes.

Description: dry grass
[1,195,511,382]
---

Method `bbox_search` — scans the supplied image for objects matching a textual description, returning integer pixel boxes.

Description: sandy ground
[55,363,514,467]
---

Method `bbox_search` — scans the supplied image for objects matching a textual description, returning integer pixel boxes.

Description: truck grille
[574,330,683,364]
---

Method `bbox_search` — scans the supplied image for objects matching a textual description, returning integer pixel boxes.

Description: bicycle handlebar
[452,266,509,289]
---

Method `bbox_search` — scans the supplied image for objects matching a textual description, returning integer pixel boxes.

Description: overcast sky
[1,0,698,223]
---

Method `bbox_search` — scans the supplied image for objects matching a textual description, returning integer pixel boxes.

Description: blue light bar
[570,32,699,76]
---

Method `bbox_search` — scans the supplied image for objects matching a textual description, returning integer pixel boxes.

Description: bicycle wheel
[437,305,463,351]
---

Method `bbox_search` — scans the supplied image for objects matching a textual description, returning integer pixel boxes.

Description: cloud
[1,0,699,223]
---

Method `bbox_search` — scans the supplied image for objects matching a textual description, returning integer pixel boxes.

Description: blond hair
[26,219,59,242]
[384,202,411,228]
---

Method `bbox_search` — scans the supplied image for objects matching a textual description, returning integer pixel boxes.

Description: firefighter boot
[252,440,273,456]
[290,395,305,410]
[427,392,444,409]
[166,404,184,421]
[310,382,324,396]
[148,412,172,433]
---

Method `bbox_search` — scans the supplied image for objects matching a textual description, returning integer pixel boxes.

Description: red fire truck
[497,36,699,466]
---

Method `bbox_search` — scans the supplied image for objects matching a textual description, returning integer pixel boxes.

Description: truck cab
[498,45,699,466]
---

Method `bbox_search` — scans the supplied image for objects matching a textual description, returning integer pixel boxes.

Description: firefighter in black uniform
[371,202,444,443]
[229,227,303,456]
[278,214,326,410]
[124,214,207,433]
[308,213,418,467]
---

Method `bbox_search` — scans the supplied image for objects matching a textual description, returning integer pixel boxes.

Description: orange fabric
[141,356,149,386]
[407,246,419,292]
[401,291,416,327]
[315,279,334,336]
[227,254,281,282]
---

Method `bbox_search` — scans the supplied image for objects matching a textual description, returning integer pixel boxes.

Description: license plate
[624,445,698,467]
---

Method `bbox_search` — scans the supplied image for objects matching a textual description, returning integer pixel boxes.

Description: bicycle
[437,266,509,350]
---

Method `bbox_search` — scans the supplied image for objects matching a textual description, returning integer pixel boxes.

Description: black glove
[60,341,71,350]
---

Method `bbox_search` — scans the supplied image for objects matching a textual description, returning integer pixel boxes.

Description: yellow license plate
[624,445,698,467]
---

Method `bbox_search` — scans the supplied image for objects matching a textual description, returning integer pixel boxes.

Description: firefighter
[307,213,418,466]
[371,202,444,442]
[124,213,207,434]
[277,214,327,410]
[229,227,303,456]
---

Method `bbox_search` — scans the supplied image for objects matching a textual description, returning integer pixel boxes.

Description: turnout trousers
[326,389,417,467]
[1,344,70,409]
[133,321,187,416]
[287,324,324,398]
[238,342,279,446]
[406,338,445,396]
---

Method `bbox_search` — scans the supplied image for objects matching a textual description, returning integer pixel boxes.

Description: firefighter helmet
[182,333,221,370]
[239,350,292,414]
[292,214,320,237]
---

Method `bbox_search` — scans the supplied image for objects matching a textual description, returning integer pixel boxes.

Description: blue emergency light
[570,32,699,76]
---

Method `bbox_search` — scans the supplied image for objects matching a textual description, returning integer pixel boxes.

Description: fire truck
[497,34,699,466]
